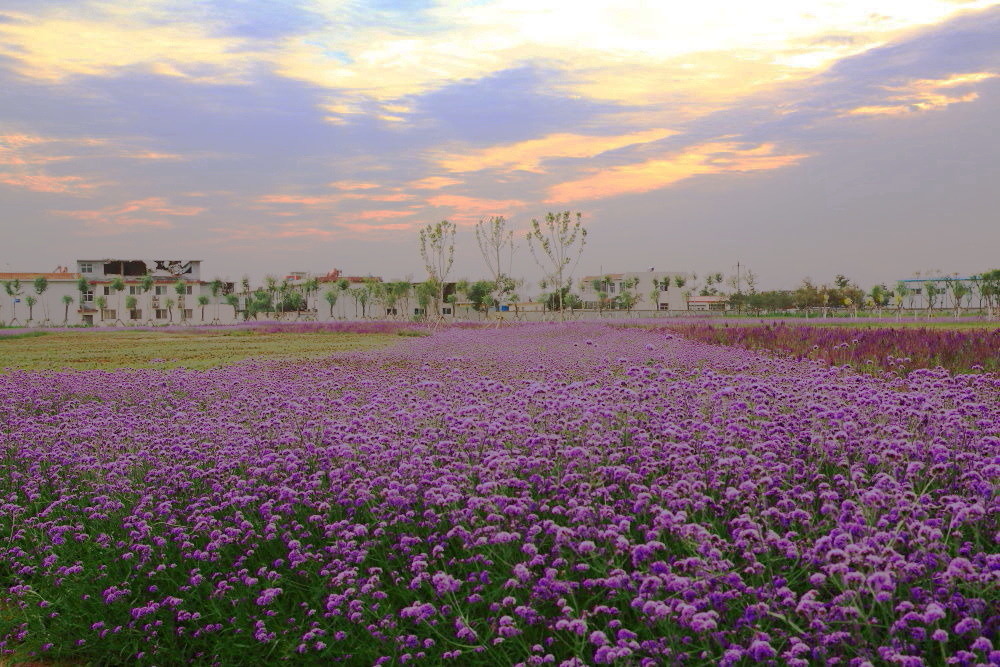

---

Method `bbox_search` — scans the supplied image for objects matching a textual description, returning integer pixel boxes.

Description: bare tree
[419,220,457,319]
[526,211,586,322]
[475,215,517,316]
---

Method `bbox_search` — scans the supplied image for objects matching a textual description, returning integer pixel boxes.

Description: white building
[578,270,695,311]
[0,260,237,326]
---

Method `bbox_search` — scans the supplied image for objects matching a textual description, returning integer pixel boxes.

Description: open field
[0,326,410,372]
[1,323,997,665]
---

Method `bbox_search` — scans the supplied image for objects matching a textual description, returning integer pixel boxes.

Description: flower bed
[1,323,997,664]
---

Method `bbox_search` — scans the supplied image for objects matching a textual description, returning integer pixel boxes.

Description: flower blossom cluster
[0,323,997,664]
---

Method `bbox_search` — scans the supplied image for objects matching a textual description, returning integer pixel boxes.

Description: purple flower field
[1,323,998,665]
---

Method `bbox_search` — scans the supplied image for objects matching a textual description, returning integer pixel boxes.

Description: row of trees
[732,270,1000,318]
[416,212,587,322]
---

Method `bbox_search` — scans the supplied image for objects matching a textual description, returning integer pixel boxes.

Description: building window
[414,308,424,316]
[103,309,116,320]
[103,286,112,295]
[182,309,193,320]
[442,307,452,315]
[155,286,168,295]
[130,309,142,320]
[82,289,94,303]
[155,309,168,319]
[659,303,670,310]
[80,262,93,273]
[129,286,141,295]
[185,285,193,295]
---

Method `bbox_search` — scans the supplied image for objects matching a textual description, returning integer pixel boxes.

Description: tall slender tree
[125,295,138,323]
[33,276,49,325]
[419,220,457,319]
[210,279,224,323]
[62,294,74,324]
[110,277,126,326]
[174,280,188,323]
[475,215,517,316]
[3,279,22,325]
[140,274,155,325]
[526,211,586,322]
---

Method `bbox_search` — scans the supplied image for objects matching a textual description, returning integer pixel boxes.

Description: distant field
[672,316,1000,330]
[0,328,399,371]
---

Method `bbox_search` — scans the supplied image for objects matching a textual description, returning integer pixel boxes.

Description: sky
[1,0,998,291]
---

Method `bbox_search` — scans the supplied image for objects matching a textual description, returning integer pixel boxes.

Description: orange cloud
[425,194,527,223]
[546,141,809,203]
[54,197,205,234]
[329,180,382,190]
[436,128,677,173]
[336,221,415,233]
[0,172,101,194]
[408,176,463,190]
[353,209,417,221]
[257,194,342,206]
[845,71,997,117]
[0,9,260,83]
[120,151,183,160]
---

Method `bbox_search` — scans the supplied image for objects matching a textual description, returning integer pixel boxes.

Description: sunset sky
[2,0,998,289]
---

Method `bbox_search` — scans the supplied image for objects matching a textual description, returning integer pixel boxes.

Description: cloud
[0,172,102,194]
[546,141,809,203]
[844,71,997,116]
[53,196,205,234]
[119,150,184,160]
[329,180,382,190]
[0,6,263,83]
[424,194,527,223]
[435,128,677,174]
[272,0,998,114]
[407,176,462,189]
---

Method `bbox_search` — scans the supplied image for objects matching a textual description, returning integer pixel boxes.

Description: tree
[33,276,49,324]
[978,269,1000,318]
[616,277,640,314]
[923,280,940,318]
[591,277,611,316]
[125,295,138,322]
[198,295,210,321]
[110,277,125,325]
[77,276,91,316]
[25,295,37,321]
[302,277,319,319]
[348,287,369,318]
[165,298,175,323]
[62,295,74,323]
[475,215,517,316]
[381,281,410,319]
[419,220,457,319]
[463,280,495,315]
[544,286,581,313]
[225,293,241,319]
[3,279,22,325]
[893,282,909,320]
[174,280,190,323]
[526,211,586,321]
[414,281,437,319]
[869,284,889,318]
[140,274,155,324]
[96,296,107,323]
[210,279,224,323]
[323,288,339,317]
[943,275,970,318]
